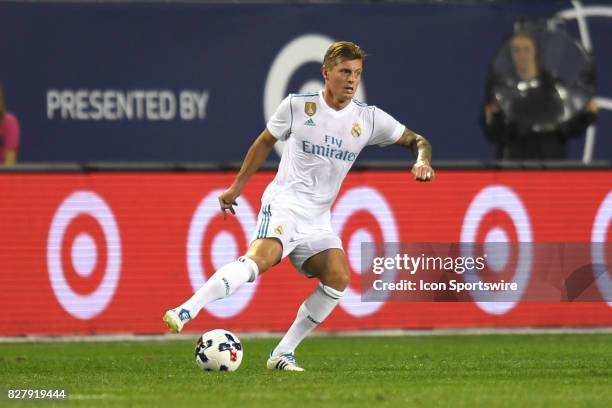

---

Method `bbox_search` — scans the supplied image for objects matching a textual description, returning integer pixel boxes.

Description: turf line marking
[2,327,612,343]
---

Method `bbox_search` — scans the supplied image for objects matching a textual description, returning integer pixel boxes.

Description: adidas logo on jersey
[304,118,316,127]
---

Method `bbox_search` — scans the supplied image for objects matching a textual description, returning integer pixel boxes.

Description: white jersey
[264,90,405,215]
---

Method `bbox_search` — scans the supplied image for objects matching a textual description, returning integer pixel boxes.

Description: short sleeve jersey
[264,90,404,214]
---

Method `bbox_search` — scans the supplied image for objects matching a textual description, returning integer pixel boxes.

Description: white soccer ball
[194,329,243,372]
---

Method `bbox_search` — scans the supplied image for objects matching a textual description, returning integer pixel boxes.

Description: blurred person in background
[0,82,20,165]
[482,31,597,160]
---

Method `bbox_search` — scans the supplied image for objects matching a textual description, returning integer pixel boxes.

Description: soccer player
[164,41,434,371]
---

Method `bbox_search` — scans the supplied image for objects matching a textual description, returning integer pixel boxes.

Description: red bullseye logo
[187,189,257,318]
[47,191,122,320]
[460,185,532,315]
[61,214,107,295]
[332,186,398,317]
[591,191,612,306]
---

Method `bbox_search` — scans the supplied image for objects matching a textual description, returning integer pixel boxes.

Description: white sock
[179,256,258,319]
[272,283,344,356]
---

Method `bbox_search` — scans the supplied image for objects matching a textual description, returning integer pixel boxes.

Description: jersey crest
[351,122,362,137]
[305,102,316,117]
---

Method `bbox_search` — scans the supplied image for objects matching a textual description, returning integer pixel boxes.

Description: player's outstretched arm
[219,129,277,219]
[395,127,435,182]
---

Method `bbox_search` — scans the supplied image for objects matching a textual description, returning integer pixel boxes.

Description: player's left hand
[411,159,435,182]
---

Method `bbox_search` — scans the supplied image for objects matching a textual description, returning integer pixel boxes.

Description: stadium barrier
[3,1,612,162]
[0,163,611,336]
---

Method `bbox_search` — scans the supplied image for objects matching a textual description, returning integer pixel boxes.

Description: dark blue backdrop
[1,1,610,162]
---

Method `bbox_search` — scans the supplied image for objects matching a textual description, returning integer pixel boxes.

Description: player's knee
[244,253,274,274]
[243,249,281,273]
[325,268,350,291]
[337,269,350,290]
[244,239,282,273]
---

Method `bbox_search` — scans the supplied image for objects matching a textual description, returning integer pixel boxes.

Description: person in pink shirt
[0,82,20,165]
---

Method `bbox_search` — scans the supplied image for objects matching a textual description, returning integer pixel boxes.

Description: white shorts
[249,202,343,277]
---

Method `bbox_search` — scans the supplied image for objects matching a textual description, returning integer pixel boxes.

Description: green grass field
[1,333,612,407]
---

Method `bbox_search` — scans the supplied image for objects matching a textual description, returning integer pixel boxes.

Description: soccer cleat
[163,308,192,333]
[266,352,305,372]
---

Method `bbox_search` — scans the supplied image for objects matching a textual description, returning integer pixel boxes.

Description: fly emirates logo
[302,135,357,162]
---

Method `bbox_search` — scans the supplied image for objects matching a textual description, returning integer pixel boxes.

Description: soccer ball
[194,329,243,372]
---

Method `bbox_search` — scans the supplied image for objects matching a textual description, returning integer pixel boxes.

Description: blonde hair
[323,41,366,70]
